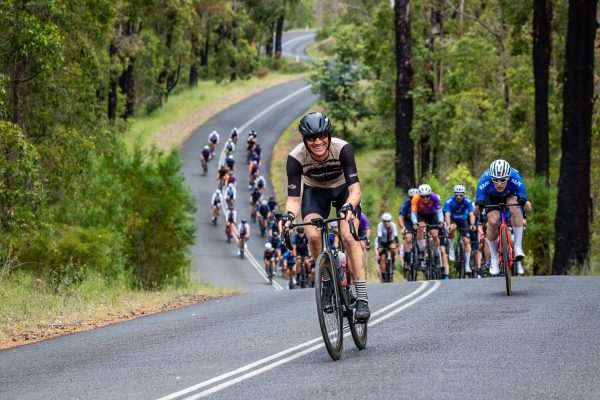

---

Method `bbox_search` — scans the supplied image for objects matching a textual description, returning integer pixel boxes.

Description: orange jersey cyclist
[411,184,444,267]
[279,112,370,322]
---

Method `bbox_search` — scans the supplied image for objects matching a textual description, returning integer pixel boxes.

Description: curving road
[282,30,316,62]
[1,32,600,400]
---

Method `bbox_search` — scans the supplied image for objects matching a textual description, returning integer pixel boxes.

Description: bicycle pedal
[343,309,354,317]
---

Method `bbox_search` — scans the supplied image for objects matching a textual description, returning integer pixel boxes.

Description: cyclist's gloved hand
[517,196,527,206]
[338,203,355,220]
[470,224,477,232]
[475,200,486,209]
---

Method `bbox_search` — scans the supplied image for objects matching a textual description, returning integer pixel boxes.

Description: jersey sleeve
[511,170,528,199]
[286,155,303,197]
[339,144,360,186]
[476,173,489,202]
[444,198,452,214]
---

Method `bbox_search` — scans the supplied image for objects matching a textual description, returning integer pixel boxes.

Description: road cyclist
[210,189,223,226]
[411,184,444,277]
[237,218,250,258]
[397,188,418,279]
[444,184,477,277]
[230,127,239,144]
[375,213,400,283]
[292,226,312,288]
[224,182,236,209]
[201,145,212,176]
[208,130,220,158]
[278,111,371,324]
[282,248,297,289]
[475,159,528,277]
[224,138,236,156]
[263,242,277,283]
[257,200,271,237]
[225,205,237,243]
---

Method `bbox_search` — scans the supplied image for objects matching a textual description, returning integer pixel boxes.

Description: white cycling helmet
[204,145,210,150]
[453,185,466,195]
[265,242,272,249]
[381,212,392,222]
[262,200,268,206]
[489,159,511,180]
[211,130,218,135]
[418,184,432,196]
[227,182,234,188]
[408,188,419,197]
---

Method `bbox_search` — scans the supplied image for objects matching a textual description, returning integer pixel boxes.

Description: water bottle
[335,251,347,287]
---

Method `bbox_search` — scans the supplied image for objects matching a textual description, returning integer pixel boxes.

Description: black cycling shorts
[417,213,440,228]
[301,184,362,219]
[296,247,309,258]
[451,218,471,237]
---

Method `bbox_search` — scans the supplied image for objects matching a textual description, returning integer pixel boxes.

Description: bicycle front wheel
[347,285,368,350]
[501,227,512,295]
[315,253,343,361]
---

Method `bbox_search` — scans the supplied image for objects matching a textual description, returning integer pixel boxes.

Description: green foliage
[523,177,556,275]
[0,122,44,230]
[120,147,196,289]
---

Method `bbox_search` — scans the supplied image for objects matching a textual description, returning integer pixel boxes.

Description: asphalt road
[282,30,316,61]
[1,277,599,399]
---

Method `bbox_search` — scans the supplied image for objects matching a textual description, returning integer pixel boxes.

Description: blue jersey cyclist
[475,159,528,276]
[444,185,476,274]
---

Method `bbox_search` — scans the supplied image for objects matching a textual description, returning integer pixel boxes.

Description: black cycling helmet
[298,112,332,152]
[297,227,305,233]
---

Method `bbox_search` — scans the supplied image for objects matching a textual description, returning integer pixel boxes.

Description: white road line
[213,84,311,290]
[281,34,316,49]
[156,281,439,400]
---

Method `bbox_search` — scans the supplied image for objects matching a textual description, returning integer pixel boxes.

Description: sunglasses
[492,177,508,184]
[455,194,464,198]
[421,195,430,199]
[306,134,328,143]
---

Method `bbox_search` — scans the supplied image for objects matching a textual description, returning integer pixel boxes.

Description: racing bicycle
[279,214,367,361]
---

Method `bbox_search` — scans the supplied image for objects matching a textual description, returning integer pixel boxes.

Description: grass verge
[0,271,237,349]
[127,72,309,151]
[305,38,335,60]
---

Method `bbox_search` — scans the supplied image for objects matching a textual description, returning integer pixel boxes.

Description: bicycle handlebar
[275,214,361,251]
[482,203,521,210]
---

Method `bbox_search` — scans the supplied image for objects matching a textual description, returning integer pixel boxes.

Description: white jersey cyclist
[208,130,220,144]
[238,221,250,236]
[225,139,235,153]
[254,175,267,190]
[225,184,236,201]
[211,190,223,207]
[374,219,399,249]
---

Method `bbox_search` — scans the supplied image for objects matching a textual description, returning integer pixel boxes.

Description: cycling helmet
[211,130,218,135]
[227,154,234,160]
[272,230,279,237]
[299,112,332,152]
[265,242,272,249]
[489,159,511,180]
[453,185,466,195]
[227,182,234,188]
[204,145,210,150]
[262,200,268,206]
[231,127,239,134]
[241,219,247,224]
[381,212,392,222]
[297,227,305,233]
[408,188,419,197]
[418,184,432,196]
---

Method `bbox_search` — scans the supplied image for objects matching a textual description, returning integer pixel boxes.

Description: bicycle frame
[484,203,519,295]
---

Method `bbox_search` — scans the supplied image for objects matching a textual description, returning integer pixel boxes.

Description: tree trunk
[266,21,275,57]
[118,57,136,120]
[230,1,238,82]
[275,15,284,59]
[108,41,118,125]
[553,0,597,274]
[394,0,416,191]
[189,30,200,87]
[201,16,211,77]
[533,0,552,182]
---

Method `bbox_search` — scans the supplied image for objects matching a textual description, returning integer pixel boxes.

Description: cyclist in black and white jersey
[278,112,370,322]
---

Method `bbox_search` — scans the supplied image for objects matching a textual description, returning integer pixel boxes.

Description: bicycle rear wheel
[315,253,343,360]
[501,227,512,295]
